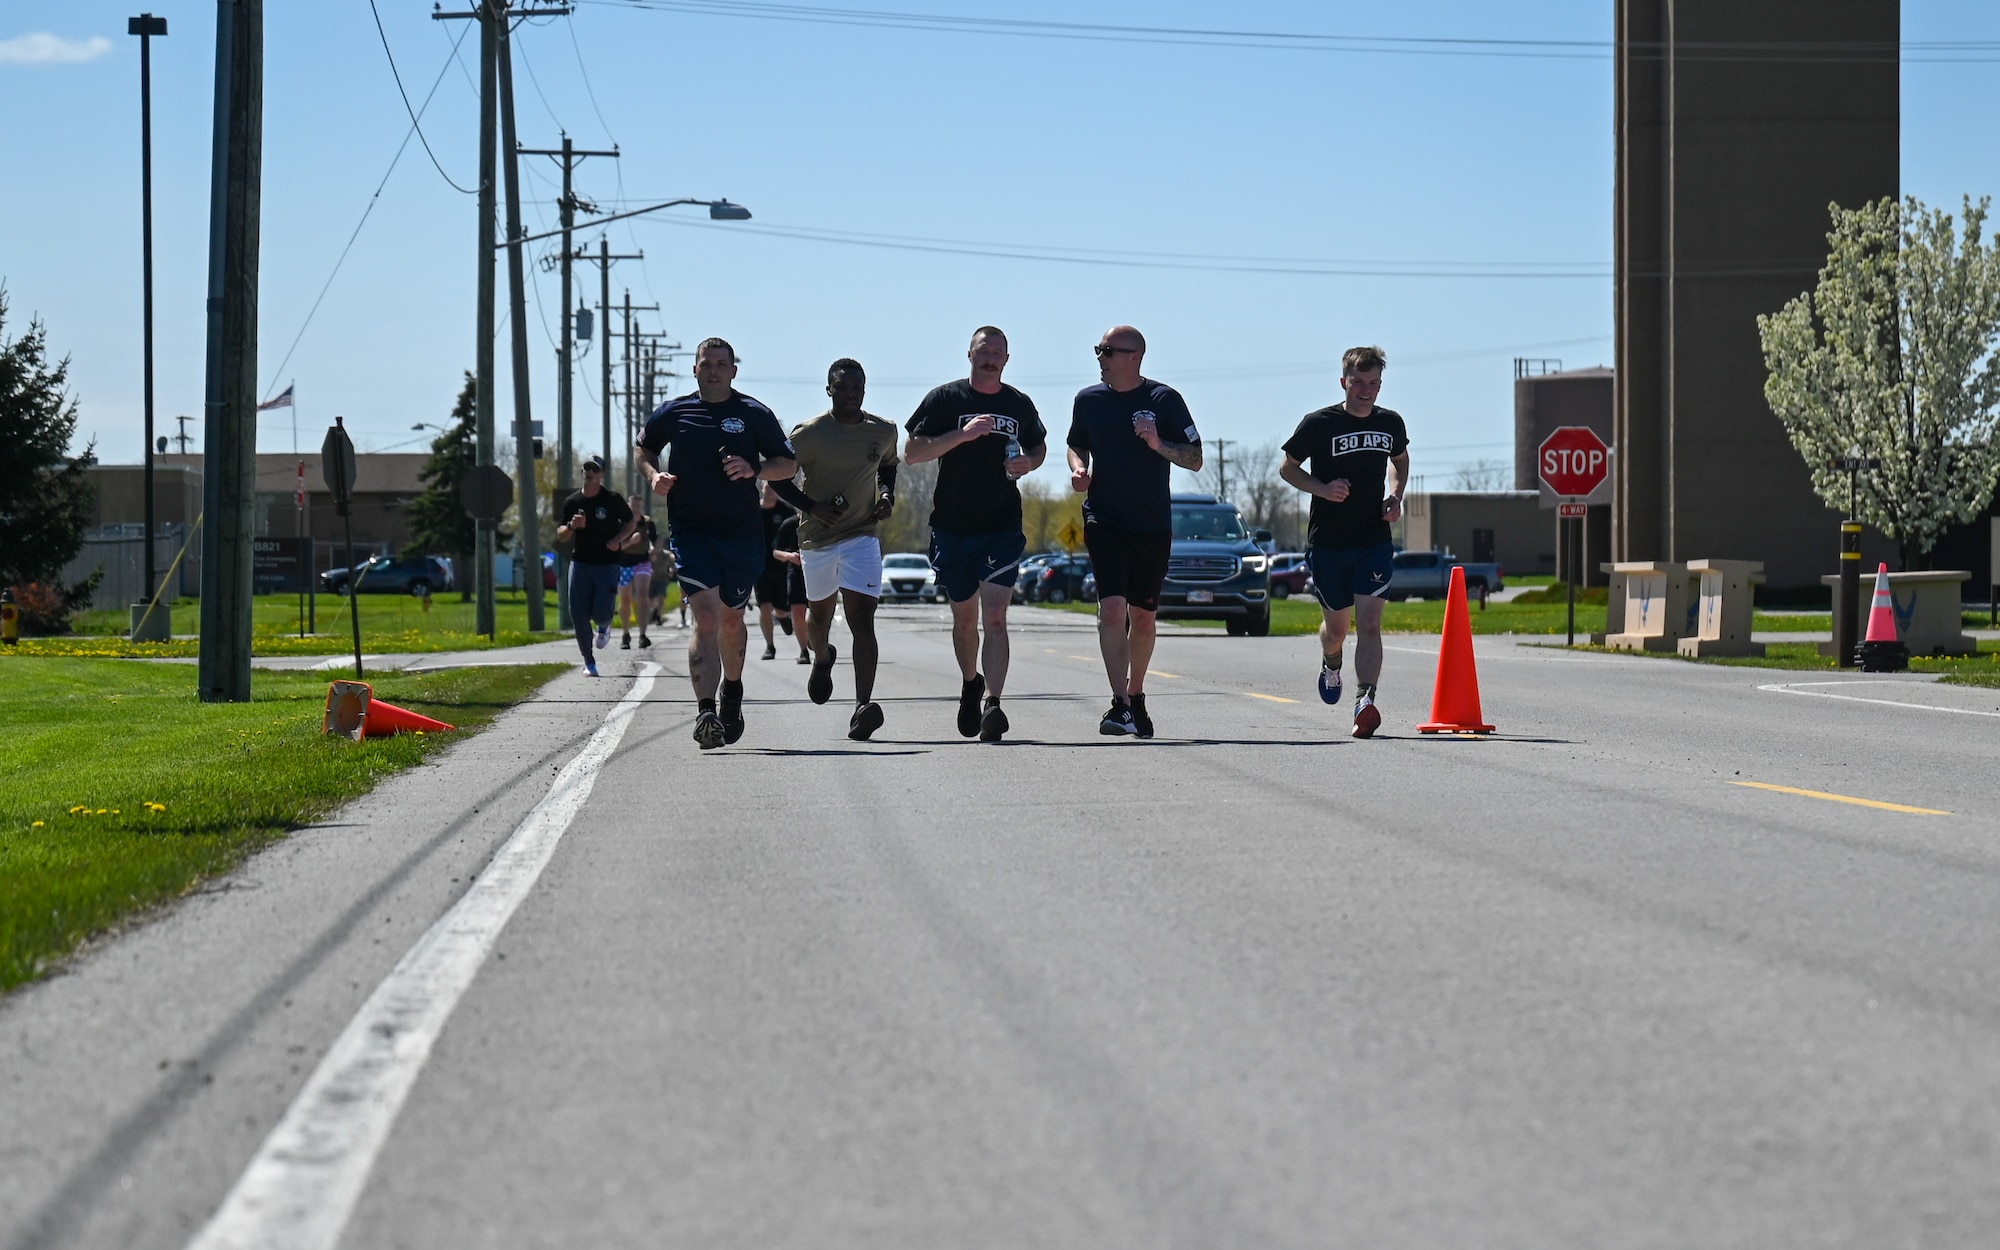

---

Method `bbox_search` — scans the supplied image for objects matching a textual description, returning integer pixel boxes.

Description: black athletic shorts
[1084,522,1171,612]
[754,560,791,610]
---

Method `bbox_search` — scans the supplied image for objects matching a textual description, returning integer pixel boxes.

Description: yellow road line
[1148,670,1181,679]
[1730,781,1950,816]
[1068,654,1095,662]
[1245,692,1297,704]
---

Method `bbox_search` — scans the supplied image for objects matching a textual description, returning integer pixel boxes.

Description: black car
[1024,554,1094,604]
[1156,494,1273,635]
[321,554,453,597]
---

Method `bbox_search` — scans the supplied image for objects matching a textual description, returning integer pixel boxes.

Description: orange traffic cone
[323,680,456,740]
[1418,565,1495,734]
[1855,562,1909,672]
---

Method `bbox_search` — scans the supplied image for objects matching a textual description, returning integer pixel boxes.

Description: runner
[770,358,900,740]
[615,492,657,650]
[1278,344,1410,739]
[771,505,810,662]
[753,485,800,662]
[904,326,1046,741]
[1066,326,1201,739]
[638,337,799,750]
[554,455,637,677]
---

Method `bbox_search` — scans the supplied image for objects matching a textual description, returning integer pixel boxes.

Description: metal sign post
[321,418,362,677]
[458,463,515,637]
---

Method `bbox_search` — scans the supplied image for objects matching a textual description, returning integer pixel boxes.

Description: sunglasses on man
[1093,344,1139,358]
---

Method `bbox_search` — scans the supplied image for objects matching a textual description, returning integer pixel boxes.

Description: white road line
[186,664,660,1250]
[1759,680,2000,719]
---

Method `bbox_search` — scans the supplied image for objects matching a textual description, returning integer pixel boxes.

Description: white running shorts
[800,534,883,602]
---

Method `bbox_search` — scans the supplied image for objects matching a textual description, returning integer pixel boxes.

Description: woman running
[616,492,658,649]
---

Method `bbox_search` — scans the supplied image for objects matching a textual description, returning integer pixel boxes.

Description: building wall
[1614,0,1899,588]
[1405,491,1551,577]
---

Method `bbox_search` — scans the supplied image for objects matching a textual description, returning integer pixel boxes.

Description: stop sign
[1538,425,1611,500]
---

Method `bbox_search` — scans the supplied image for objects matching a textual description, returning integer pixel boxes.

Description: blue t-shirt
[639,390,795,539]
[1066,380,1200,534]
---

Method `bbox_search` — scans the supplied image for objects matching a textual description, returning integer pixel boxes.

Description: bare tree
[876,458,937,554]
[1447,458,1511,491]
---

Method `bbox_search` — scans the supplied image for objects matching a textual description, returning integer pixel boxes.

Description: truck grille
[1167,555,1239,583]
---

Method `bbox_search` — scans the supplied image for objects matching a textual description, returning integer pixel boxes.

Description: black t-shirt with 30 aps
[1281,403,1410,550]
[905,379,1046,534]
[639,390,795,539]
[560,488,633,565]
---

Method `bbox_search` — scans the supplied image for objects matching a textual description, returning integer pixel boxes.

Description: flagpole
[291,379,297,454]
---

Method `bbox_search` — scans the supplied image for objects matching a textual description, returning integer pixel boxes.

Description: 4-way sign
[1537,425,1612,506]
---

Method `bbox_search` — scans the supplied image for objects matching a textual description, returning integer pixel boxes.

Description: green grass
[0,658,565,991]
[1525,638,2000,675]
[29,587,690,658]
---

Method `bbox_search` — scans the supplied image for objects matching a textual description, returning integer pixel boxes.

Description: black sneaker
[979,696,1009,742]
[638,633,651,649]
[808,645,837,705]
[693,709,725,750]
[848,701,885,741]
[761,643,776,661]
[620,631,632,650]
[720,681,746,744]
[778,616,793,636]
[957,673,986,738]
[1099,700,1136,736]
[1130,692,1154,739]
[796,651,811,665]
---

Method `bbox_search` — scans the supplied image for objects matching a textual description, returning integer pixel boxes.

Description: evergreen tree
[0,287,97,594]
[406,372,506,600]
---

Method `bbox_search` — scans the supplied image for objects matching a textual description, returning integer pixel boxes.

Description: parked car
[1384,550,1505,600]
[1156,494,1273,635]
[1012,552,1063,603]
[1025,554,1094,604]
[882,551,940,603]
[321,554,453,597]
[1268,552,1311,599]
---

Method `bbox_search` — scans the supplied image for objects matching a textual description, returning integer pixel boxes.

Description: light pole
[129,12,168,641]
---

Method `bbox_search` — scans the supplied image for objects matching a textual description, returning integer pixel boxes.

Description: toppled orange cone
[1418,565,1494,734]
[323,680,455,740]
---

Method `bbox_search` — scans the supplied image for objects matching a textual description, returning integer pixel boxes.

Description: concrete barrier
[1605,561,1697,651]
[1678,559,1765,657]
[1818,569,1976,657]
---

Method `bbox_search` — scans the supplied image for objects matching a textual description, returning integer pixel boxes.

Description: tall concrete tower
[1614,1,1898,588]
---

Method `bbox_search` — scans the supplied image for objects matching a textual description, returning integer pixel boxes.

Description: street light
[505,197,753,249]
[128,12,168,642]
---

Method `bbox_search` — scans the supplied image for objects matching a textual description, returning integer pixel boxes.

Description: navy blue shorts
[672,529,765,610]
[929,528,1025,603]
[1309,540,1395,612]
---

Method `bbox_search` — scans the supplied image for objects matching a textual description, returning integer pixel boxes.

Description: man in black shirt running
[555,455,637,677]
[1066,325,1201,738]
[1280,345,1411,739]
[638,338,798,750]
[905,326,1047,742]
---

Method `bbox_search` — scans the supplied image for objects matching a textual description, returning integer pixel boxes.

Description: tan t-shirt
[788,410,901,549]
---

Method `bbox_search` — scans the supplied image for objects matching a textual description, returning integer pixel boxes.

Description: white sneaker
[1352,694,1381,739]
[594,625,611,650]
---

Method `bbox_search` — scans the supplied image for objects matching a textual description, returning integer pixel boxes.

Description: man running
[771,358,900,740]
[638,337,798,750]
[615,491,657,650]
[754,485,802,663]
[1279,344,1410,739]
[1066,326,1201,738]
[555,455,637,677]
[905,326,1046,741]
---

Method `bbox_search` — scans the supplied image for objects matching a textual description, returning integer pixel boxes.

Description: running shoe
[796,651,811,665]
[1129,692,1154,740]
[957,673,986,738]
[595,625,611,651]
[1352,694,1381,739]
[1099,700,1136,736]
[584,658,598,677]
[761,643,776,660]
[720,682,746,744]
[808,645,838,705]
[848,701,885,741]
[979,697,1009,742]
[638,633,651,649]
[1318,661,1343,705]
[693,708,725,750]
[621,632,631,650]
[779,617,793,636]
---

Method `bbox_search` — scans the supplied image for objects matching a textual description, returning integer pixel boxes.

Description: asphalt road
[6,605,2000,1249]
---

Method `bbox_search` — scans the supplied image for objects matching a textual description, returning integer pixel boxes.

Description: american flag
[256,384,294,412]
[295,460,306,509]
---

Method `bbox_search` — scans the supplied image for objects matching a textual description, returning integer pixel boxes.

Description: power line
[366,0,478,194]
[261,19,474,398]
[579,1,2000,64]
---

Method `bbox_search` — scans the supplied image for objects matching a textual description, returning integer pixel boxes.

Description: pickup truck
[1385,550,1504,600]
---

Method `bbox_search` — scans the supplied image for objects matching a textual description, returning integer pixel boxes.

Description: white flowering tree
[1758,195,2000,567]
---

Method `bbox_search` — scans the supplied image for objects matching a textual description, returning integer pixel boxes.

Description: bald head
[1095,325,1147,390]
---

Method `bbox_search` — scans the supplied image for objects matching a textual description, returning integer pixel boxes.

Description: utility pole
[1210,438,1231,503]
[129,13,168,640]
[494,14,543,631]
[197,0,262,703]
[173,414,195,452]
[521,136,615,629]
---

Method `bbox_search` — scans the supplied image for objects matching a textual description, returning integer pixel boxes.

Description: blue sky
[3,1,1997,496]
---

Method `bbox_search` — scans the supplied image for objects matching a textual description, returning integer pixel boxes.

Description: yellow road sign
[1058,520,1084,551]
